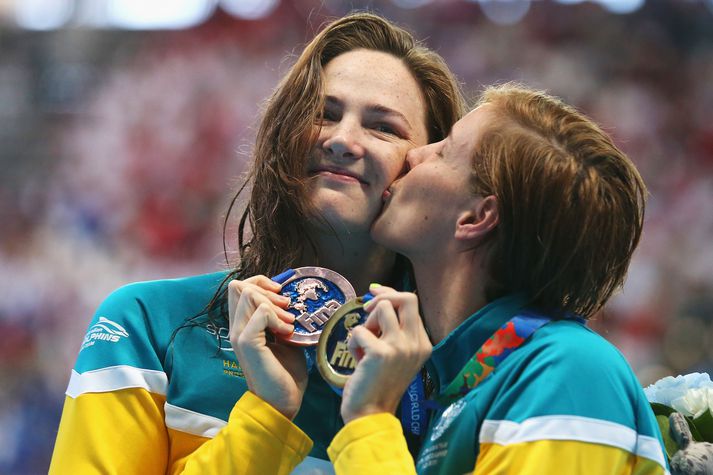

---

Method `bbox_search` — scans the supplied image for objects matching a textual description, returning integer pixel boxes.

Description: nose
[405,141,439,169]
[321,118,365,160]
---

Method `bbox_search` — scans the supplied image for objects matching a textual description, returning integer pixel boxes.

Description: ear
[454,195,499,242]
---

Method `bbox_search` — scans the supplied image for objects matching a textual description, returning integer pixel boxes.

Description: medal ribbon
[400,375,426,436]
[436,313,557,405]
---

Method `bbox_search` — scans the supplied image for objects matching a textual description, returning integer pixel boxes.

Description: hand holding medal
[317,284,432,424]
[228,273,307,420]
[228,267,355,420]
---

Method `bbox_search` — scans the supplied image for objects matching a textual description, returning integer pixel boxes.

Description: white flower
[670,387,713,418]
[644,372,713,407]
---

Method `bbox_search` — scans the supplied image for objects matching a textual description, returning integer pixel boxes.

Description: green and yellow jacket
[49,272,341,474]
[235,294,669,475]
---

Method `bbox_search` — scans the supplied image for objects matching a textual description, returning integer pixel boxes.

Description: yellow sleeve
[49,388,169,474]
[474,440,667,475]
[50,389,313,475]
[179,391,313,475]
[328,413,416,475]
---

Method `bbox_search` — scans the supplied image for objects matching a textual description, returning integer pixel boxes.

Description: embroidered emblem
[429,399,466,442]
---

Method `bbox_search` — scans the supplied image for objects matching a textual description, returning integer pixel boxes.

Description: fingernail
[272,268,296,284]
[361,292,375,303]
[369,282,381,289]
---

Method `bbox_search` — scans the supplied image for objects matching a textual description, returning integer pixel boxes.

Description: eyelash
[320,109,338,122]
[373,123,399,136]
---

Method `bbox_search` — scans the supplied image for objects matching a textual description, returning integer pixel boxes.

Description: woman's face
[371,106,494,257]
[307,49,429,235]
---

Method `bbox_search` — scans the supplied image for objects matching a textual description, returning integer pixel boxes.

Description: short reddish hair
[472,83,646,318]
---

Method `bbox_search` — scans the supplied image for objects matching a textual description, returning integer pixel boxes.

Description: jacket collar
[425,294,529,396]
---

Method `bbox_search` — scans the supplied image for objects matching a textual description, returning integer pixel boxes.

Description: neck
[410,248,489,344]
[301,230,396,295]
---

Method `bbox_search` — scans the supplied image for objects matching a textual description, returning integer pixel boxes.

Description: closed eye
[373,123,398,135]
[319,108,339,123]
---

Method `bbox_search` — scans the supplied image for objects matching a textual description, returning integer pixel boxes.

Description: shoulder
[75,271,229,373]
[529,319,630,370]
[95,271,229,331]
[491,319,646,425]
[475,318,666,468]
[100,271,229,312]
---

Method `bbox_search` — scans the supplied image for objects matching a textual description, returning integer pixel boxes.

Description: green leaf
[656,414,679,459]
[651,402,676,417]
[691,408,713,442]
[686,414,704,441]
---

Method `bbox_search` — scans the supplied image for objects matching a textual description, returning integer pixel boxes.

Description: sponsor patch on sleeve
[80,316,130,352]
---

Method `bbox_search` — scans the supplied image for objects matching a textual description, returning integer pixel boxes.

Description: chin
[311,194,379,235]
[370,217,402,251]
[313,209,374,235]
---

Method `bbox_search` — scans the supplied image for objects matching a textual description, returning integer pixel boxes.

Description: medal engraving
[327,311,362,370]
[317,298,370,390]
[277,267,356,346]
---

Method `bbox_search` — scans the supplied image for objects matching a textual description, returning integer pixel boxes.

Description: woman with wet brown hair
[49,12,465,475]
[236,12,465,284]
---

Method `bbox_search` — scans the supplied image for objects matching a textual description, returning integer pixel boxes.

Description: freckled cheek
[388,148,410,178]
[386,163,405,182]
[372,152,407,187]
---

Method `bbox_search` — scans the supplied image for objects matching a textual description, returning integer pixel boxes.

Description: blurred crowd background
[1,0,712,472]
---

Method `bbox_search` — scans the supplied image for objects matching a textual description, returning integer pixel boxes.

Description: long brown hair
[230,12,465,280]
[203,13,464,324]
[471,83,646,318]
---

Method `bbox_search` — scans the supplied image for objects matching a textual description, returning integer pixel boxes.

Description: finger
[366,283,396,295]
[242,303,294,340]
[228,280,242,315]
[231,285,272,338]
[361,287,399,314]
[362,290,403,317]
[364,291,421,336]
[244,274,284,291]
[363,300,400,337]
[347,325,381,362]
[239,286,295,327]
[228,280,251,332]
[234,280,291,308]
[238,284,296,323]
[386,292,421,337]
[358,283,397,312]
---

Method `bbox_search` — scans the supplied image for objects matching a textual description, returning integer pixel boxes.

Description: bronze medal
[277,266,356,346]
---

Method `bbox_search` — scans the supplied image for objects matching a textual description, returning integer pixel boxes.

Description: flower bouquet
[644,372,713,474]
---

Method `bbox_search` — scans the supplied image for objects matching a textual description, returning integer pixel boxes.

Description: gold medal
[316,296,370,389]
